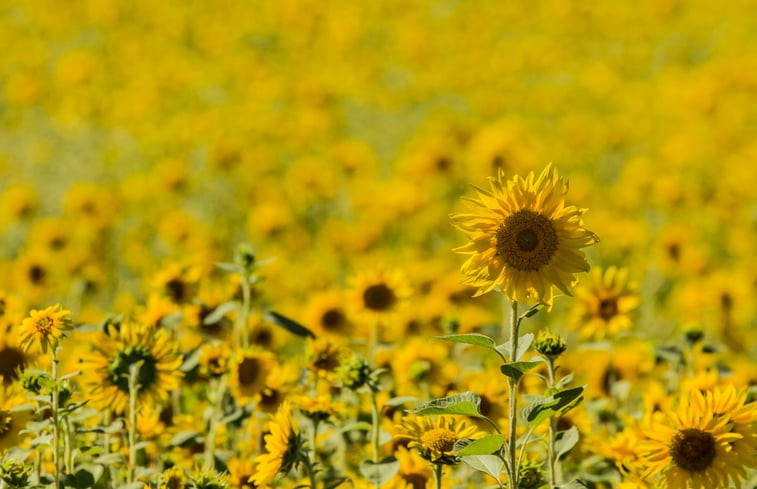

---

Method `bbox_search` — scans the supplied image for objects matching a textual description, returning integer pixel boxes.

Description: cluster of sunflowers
[1,1,757,489]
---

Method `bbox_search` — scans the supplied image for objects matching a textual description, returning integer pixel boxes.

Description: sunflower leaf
[522,386,585,428]
[500,360,543,382]
[409,392,482,417]
[458,453,505,481]
[554,426,579,460]
[265,311,316,338]
[495,334,534,361]
[454,434,506,456]
[203,301,237,325]
[436,333,497,351]
[359,457,399,486]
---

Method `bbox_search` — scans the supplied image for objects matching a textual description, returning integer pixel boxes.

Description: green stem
[302,453,318,489]
[508,299,519,489]
[310,418,320,464]
[546,357,556,488]
[64,416,74,474]
[433,463,443,489]
[127,362,142,485]
[101,411,111,482]
[370,389,380,464]
[241,274,252,349]
[204,374,228,470]
[51,346,60,489]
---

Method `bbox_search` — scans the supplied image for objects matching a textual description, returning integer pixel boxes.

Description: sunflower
[450,164,598,307]
[0,380,35,453]
[570,266,640,340]
[250,401,302,487]
[80,322,183,414]
[349,268,411,324]
[229,349,277,405]
[303,291,354,338]
[18,304,73,354]
[198,342,230,379]
[394,415,484,465]
[226,457,256,489]
[159,466,186,489]
[637,386,757,489]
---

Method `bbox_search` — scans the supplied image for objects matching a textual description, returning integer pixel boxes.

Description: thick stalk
[433,463,443,489]
[370,389,380,464]
[64,417,74,474]
[127,362,142,485]
[51,347,60,489]
[546,356,557,488]
[508,300,519,489]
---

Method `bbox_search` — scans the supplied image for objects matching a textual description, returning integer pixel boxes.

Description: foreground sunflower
[570,266,640,340]
[80,322,183,414]
[18,304,73,354]
[636,386,757,489]
[250,401,302,487]
[450,164,598,307]
[394,415,484,465]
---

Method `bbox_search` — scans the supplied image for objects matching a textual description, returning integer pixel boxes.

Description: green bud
[518,459,545,489]
[336,355,371,390]
[684,328,704,345]
[0,459,32,488]
[534,330,566,357]
[235,244,256,274]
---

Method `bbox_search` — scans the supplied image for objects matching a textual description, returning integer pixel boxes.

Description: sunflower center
[29,265,46,285]
[164,475,183,489]
[401,473,429,489]
[496,210,558,271]
[107,346,158,393]
[670,428,716,473]
[321,309,346,330]
[363,284,396,311]
[238,357,263,386]
[0,410,12,435]
[420,428,457,454]
[0,347,25,382]
[35,317,53,334]
[598,298,618,321]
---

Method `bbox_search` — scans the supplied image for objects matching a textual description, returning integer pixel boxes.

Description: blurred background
[0,0,756,352]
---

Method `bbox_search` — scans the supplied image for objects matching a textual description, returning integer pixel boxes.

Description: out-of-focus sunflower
[0,301,32,383]
[0,380,35,453]
[637,386,757,489]
[293,394,345,423]
[303,291,354,339]
[250,401,302,487]
[306,337,348,382]
[226,457,256,489]
[570,266,639,341]
[198,342,230,379]
[159,466,186,489]
[258,363,301,415]
[394,415,483,465]
[450,164,598,307]
[388,446,435,489]
[80,322,183,414]
[18,304,73,354]
[349,268,411,324]
[229,349,277,405]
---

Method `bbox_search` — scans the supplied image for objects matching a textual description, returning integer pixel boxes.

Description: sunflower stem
[370,388,380,464]
[64,416,73,475]
[204,374,227,471]
[310,418,320,464]
[240,273,252,349]
[127,361,143,485]
[302,451,318,489]
[51,345,61,489]
[546,356,558,488]
[433,463,443,489]
[508,299,519,489]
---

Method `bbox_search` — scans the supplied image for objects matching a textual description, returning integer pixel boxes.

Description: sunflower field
[1,1,756,489]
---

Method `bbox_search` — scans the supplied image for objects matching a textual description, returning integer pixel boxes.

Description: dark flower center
[670,428,716,473]
[321,309,346,330]
[363,284,396,311]
[237,357,263,386]
[0,347,25,383]
[29,265,46,285]
[496,210,559,271]
[107,346,158,393]
[598,298,619,321]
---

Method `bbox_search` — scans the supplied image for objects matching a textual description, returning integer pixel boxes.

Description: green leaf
[29,434,53,447]
[459,454,504,482]
[409,392,482,417]
[265,311,316,338]
[523,386,585,428]
[203,301,237,325]
[437,333,496,351]
[168,430,201,446]
[554,426,579,460]
[520,303,545,320]
[495,334,534,361]
[359,457,399,486]
[323,477,349,489]
[339,422,372,433]
[454,435,505,456]
[556,480,589,488]
[63,468,95,488]
[59,370,82,381]
[93,453,125,465]
[499,360,543,382]
[556,372,574,389]
[215,262,245,274]
[383,396,420,407]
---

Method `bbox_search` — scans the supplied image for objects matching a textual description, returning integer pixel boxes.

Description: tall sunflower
[250,401,302,487]
[80,322,183,414]
[570,266,640,340]
[450,165,598,307]
[636,385,757,489]
[18,304,73,354]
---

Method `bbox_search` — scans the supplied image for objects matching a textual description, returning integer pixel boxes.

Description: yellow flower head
[18,305,73,354]
[570,266,640,341]
[450,164,598,307]
[394,415,483,465]
[250,401,301,487]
